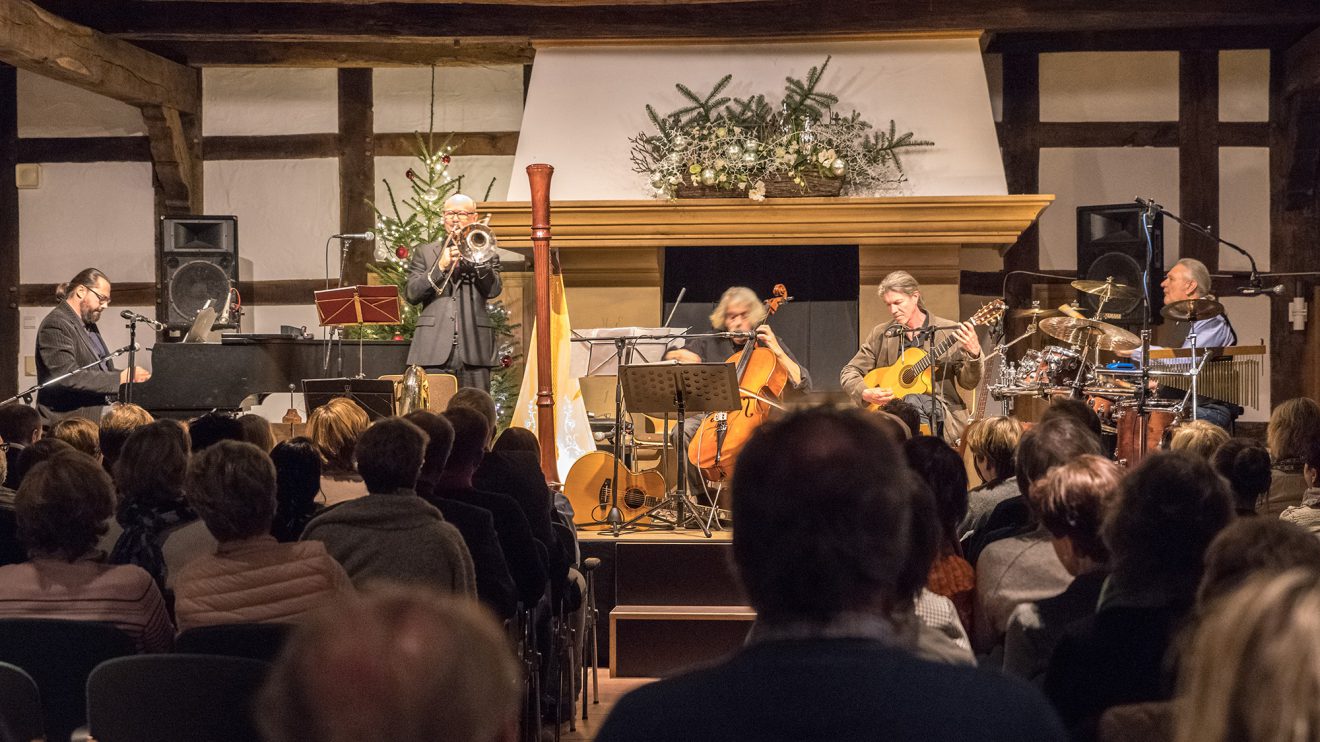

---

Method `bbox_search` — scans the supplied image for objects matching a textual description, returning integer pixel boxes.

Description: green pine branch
[782,56,838,121]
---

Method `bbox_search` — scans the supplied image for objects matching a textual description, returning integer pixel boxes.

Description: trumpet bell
[393,365,431,415]
[459,223,499,264]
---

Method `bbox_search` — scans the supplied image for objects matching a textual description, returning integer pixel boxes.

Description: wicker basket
[675,171,844,199]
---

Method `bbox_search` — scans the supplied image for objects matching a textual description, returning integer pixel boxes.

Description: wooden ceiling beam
[0,0,199,113]
[132,38,536,67]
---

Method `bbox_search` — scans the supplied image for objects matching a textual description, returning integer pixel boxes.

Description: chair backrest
[176,622,292,664]
[0,619,136,742]
[0,661,43,742]
[87,654,271,742]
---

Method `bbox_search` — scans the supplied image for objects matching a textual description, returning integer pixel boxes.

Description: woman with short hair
[307,397,370,506]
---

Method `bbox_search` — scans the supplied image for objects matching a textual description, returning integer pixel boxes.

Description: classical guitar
[862,299,1007,411]
[563,450,667,525]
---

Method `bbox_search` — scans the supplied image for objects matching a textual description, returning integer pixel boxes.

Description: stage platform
[578,525,752,678]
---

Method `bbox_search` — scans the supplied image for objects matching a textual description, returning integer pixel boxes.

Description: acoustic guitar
[563,451,667,525]
[862,299,1007,410]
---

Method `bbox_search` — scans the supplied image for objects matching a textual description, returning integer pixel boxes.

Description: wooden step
[610,604,756,678]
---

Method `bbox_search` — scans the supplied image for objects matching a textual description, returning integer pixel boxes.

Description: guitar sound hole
[900,368,914,385]
[623,487,646,509]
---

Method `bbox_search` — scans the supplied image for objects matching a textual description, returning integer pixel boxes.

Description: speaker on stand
[159,215,238,340]
[1076,204,1164,327]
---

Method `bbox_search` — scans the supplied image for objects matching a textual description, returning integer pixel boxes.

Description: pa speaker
[159,215,238,329]
[1076,204,1163,326]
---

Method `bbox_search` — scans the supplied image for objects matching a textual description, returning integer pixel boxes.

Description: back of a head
[1104,451,1233,586]
[1016,416,1106,497]
[731,406,926,624]
[270,437,322,512]
[186,440,278,542]
[0,404,41,445]
[237,413,276,452]
[188,412,246,453]
[99,403,154,469]
[447,388,498,445]
[308,398,371,474]
[16,452,114,562]
[491,427,539,457]
[902,436,968,546]
[965,416,1024,480]
[1168,420,1230,460]
[441,407,490,473]
[1030,454,1123,565]
[1176,569,1320,742]
[880,399,921,440]
[404,411,455,480]
[1198,518,1320,609]
[1040,397,1103,441]
[258,587,520,742]
[1267,396,1320,462]
[114,420,190,508]
[51,417,101,459]
[1211,437,1273,511]
[13,438,75,488]
[355,418,428,494]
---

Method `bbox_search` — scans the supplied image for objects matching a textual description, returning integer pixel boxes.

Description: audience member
[269,437,324,543]
[476,426,562,583]
[188,411,245,453]
[307,397,370,506]
[0,436,24,567]
[1174,569,1320,742]
[1279,432,1320,534]
[1044,451,1233,737]
[1166,419,1229,459]
[106,420,217,597]
[972,417,1102,653]
[1260,397,1320,515]
[0,452,172,651]
[302,417,475,596]
[1197,517,1320,610]
[11,437,75,490]
[174,441,352,633]
[51,417,101,460]
[1004,455,1120,683]
[598,407,1066,741]
[432,407,547,610]
[257,587,519,742]
[959,416,1024,540]
[1211,437,1272,516]
[447,387,499,447]
[881,398,922,439]
[238,413,276,452]
[0,404,41,490]
[489,428,577,526]
[1039,397,1103,441]
[903,436,974,631]
[407,410,516,620]
[98,402,153,474]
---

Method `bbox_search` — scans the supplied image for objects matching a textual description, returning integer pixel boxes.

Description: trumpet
[426,218,500,293]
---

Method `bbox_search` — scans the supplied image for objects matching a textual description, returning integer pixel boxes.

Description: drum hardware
[1160,297,1225,323]
[1072,277,1140,301]
[1038,316,1142,353]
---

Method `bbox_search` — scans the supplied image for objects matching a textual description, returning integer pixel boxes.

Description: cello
[687,284,794,483]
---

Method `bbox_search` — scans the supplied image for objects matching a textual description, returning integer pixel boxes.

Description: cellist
[664,286,812,486]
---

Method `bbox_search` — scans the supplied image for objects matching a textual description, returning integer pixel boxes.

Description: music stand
[303,377,395,421]
[618,362,740,538]
[314,285,402,378]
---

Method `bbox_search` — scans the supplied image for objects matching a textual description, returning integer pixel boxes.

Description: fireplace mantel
[482,195,1052,250]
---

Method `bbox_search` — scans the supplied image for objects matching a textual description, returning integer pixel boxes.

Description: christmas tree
[352,133,522,429]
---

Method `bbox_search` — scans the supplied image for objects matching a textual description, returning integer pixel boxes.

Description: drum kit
[989,277,1231,465]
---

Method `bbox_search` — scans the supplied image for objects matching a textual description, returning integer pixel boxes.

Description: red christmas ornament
[405,168,418,181]
[392,333,403,341]
[499,355,513,368]
[441,155,451,165]
[395,245,409,259]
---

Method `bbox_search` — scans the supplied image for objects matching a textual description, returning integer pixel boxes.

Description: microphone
[884,325,908,338]
[1135,196,1162,211]
[120,310,166,330]
[110,343,141,357]
[1240,284,1285,296]
[332,231,376,241]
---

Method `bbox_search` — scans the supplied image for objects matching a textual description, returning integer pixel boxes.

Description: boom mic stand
[3,345,137,407]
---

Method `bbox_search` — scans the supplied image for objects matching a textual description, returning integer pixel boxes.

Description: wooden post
[0,65,18,400]
[527,163,558,482]
[1179,50,1220,269]
[337,69,375,287]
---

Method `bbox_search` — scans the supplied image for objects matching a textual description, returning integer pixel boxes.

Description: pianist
[35,268,150,424]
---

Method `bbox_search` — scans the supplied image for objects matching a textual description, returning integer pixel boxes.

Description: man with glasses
[35,268,150,423]
[404,194,503,390]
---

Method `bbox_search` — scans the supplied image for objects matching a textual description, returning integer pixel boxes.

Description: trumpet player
[404,194,503,390]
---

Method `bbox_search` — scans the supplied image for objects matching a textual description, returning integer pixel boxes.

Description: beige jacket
[839,313,983,443]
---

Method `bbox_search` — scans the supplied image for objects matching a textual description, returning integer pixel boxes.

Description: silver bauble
[742,151,757,164]
[650,173,666,189]
[725,143,742,159]
[743,140,759,152]
[373,244,391,262]
[672,134,689,151]
[701,168,717,186]
[830,158,847,177]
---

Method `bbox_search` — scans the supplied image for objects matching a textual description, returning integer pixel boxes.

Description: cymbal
[1161,297,1224,322]
[1038,316,1142,352]
[1072,278,1140,300]
[1010,306,1062,319]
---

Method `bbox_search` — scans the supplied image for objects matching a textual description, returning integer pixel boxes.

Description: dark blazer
[420,490,518,621]
[403,240,502,369]
[35,302,121,422]
[428,484,547,608]
[597,639,1067,742]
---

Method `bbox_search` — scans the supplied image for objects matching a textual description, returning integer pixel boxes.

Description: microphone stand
[1140,200,1262,290]
[2,346,135,407]
[125,318,139,404]
[1137,202,1157,445]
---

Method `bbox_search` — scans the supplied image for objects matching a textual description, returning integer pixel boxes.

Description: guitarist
[840,271,983,444]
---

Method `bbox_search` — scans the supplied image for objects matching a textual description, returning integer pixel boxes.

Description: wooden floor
[578,527,733,543]
[560,670,655,741]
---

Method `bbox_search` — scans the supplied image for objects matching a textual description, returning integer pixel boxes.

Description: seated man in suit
[597,407,1066,742]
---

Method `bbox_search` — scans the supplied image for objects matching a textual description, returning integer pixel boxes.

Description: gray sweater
[302,490,476,597]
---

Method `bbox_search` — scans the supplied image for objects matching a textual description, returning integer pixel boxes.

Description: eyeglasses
[442,210,477,217]
[0,442,8,453]
[85,286,111,305]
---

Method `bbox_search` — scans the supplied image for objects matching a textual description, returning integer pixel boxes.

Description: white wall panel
[18,71,146,138]
[983,53,1003,123]
[1219,50,1270,123]
[1038,147,1179,271]
[203,68,338,136]
[1218,148,1271,273]
[373,155,516,225]
[1218,296,1271,422]
[1040,52,1179,122]
[18,162,156,284]
[203,159,340,280]
[374,66,525,133]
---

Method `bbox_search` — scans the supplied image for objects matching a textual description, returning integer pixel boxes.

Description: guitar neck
[912,334,961,375]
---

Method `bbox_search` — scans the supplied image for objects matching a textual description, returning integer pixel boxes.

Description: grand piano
[121,336,412,417]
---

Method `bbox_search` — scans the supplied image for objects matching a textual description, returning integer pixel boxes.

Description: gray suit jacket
[35,302,121,423]
[403,239,503,369]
